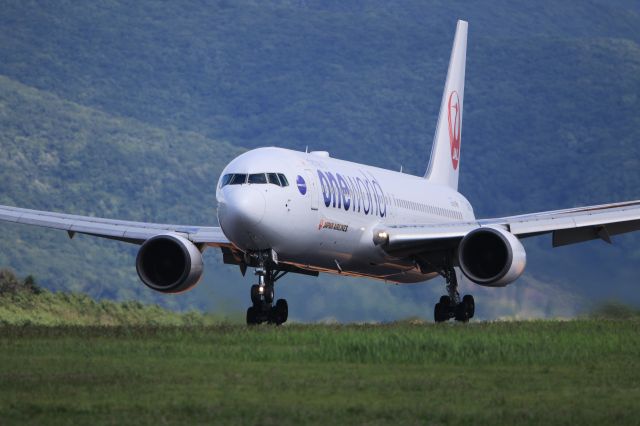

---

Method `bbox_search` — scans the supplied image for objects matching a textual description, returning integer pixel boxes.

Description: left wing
[0,204,231,247]
[376,199,640,254]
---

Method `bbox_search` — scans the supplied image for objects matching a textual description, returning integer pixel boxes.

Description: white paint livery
[1,20,639,323]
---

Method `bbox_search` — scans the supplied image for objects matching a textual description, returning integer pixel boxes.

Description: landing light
[374,231,389,246]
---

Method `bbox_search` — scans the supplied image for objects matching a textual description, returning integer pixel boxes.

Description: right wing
[482,199,640,246]
[0,204,232,247]
[376,199,640,255]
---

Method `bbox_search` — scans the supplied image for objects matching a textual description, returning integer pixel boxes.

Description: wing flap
[552,219,640,247]
[506,202,640,237]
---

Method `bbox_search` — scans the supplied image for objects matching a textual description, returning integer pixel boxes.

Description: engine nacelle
[458,227,526,287]
[136,234,204,294]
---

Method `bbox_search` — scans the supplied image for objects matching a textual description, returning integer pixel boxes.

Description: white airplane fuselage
[216,147,475,283]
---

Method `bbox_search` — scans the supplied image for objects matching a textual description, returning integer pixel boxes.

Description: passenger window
[229,174,247,185]
[277,174,289,187]
[248,173,267,184]
[267,173,280,186]
[220,174,233,187]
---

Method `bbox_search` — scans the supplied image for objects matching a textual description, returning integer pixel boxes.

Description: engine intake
[136,234,204,293]
[458,227,526,287]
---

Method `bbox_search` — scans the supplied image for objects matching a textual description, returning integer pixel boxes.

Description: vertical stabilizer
[424,20,467,190]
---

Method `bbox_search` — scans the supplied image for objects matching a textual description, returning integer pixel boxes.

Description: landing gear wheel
[439,295,452,307]
[264,286,274,304]
[245,252,290,327]
[434,302,447,323]
[271,299,288,325]
[434,265,475,323]
[462,294,475,318]
[454,303,470,322]
[455,295,475,322]
[250,284,261,305]
[246,306,259,325]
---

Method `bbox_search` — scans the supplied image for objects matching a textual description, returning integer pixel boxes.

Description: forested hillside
[0,75,244,312]
[0,0,639,320]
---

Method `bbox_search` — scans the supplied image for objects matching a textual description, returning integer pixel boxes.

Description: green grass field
[1,321,639,425]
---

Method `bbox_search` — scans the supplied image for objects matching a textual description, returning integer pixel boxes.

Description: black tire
[454,303,469,322]
[264,286,274,304]
[434,302,447,323]
[462,295,475,318]
[250,284,261,305]
[246,306,259,325]
[273,299,288,325]
[439,295,451,306]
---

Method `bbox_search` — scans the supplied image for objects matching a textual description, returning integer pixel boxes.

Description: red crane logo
[448,91,461,170]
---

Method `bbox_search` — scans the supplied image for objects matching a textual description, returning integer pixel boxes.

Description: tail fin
[424,20,468,190]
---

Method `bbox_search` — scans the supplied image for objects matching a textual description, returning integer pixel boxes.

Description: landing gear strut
[246,259,289,326]
[434,266,475,323]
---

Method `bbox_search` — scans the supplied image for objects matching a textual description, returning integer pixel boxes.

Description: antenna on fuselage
[400,165,403,173]
[305,146,309,153]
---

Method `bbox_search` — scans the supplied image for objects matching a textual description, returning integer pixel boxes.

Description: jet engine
[458,227,526,287]
[136,234,204,293]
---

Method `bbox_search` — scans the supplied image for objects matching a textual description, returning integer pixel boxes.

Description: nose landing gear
[434,266,475,323]
[246,262,289,326]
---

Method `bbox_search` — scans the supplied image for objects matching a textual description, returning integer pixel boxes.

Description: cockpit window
[229,174,247,185]
[248,173,267,184]
[278,173,289,187]
[221,172,287,187]
[267,173,280,186]
[220,174,233,187]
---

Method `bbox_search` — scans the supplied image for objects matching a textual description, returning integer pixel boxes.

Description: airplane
[1,20,640,324]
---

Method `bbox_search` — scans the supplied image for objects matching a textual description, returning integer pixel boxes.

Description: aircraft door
[304,169,319,210]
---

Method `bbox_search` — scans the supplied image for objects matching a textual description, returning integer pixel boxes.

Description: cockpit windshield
[229,174,247,185]
[267,173,280,185]
[277,174,289,186]
[248,173,267,184]
[221,173,289,188]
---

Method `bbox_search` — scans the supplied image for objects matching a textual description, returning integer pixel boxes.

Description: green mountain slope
[0,74,244,311]
[1,1,638,196]
[0,0,639,319]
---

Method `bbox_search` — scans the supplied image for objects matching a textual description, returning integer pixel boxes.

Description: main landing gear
[434,266,475,323]
[246,263,289,326]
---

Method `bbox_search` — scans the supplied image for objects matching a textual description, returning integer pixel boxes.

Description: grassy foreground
[1,321,639,425]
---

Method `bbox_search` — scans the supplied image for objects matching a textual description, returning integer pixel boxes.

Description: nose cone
[224,187,266,226]
[218,187,267,249]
